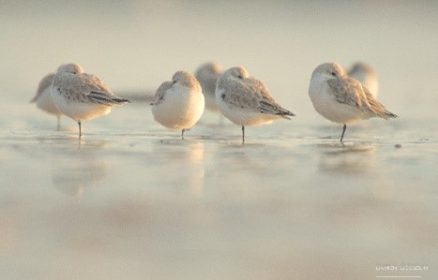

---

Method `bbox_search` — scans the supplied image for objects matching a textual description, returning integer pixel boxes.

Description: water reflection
[35,132,109,149]
[152,140,205,196]
[50,139,110,197]
[317,143,376,174]
[215,141,270,171]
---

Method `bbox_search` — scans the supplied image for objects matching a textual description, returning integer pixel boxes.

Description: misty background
[1,0,438,120]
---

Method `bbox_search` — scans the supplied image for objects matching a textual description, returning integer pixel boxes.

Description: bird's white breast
[152,85,205,130]
[309,76,363,124]
[36,86,62,116]
[51,87,111,121]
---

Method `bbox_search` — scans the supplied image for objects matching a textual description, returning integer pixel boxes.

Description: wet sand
[1,101,437,279]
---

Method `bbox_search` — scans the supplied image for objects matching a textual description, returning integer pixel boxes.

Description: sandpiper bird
[216,66,295,143]
[309,62,397,143]
[31,73,63,127]
[51,63,129,137]
[348,62,379,98]
[195,62,223,113]
[150,71,205,139]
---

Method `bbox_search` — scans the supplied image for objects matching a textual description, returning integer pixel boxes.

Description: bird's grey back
[327,77,395,119]
[219,75,294,117]
[53,72,112,96]
[53,72,129,105]
[151,81,173,106]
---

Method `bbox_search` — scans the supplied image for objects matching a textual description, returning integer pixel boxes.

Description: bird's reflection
[317,142,376,174]
[152,139,205,196]
[35,131,109,150]
[317,141,399,202]
[50,138,110,197]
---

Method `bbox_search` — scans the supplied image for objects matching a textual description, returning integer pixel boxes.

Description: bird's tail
[281,109,295,117]
[110,97,130,104]
[278,109,296,120]
[366,97,397,120]
[385,111,398,119]
[259,100,295,119]
[88,91,130,105]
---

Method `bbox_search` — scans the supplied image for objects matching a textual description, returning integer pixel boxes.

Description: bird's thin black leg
[78,121,82,138]
[242,125,245,144]
[340,124,347,144]
[181,129,185,140]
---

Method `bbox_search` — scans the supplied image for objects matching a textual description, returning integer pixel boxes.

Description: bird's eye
[237,75,243,79]
[331,72,336,76]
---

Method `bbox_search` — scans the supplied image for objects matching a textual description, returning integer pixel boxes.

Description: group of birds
[31,61,396,144]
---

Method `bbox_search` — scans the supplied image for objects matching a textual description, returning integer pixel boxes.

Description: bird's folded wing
[327,77,368,109]
[243,78,294,116]
[221,78,292,116]
[328,77,396,119]
[83,73,112,93]
[362,86,397,118]
[88,91,129,105]
[258,100,294,117]
[57,74,126,105]
[220,79,260,110]
[150,81,172,106]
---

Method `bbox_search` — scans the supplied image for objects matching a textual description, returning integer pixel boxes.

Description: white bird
[216,66,295,143]
[309,62,397,143]
[30,73,63,127]
[348,62,379,98]
[51,63,129,137]
[150,71,205,139]
[195,62,223,112]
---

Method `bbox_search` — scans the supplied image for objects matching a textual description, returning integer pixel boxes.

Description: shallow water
[1,102,437,279]
[1,1,438,279]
